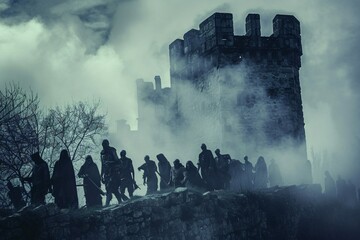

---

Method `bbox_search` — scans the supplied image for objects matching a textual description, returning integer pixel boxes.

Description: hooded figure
[78,155,102,207]
[51,149,78,209]
[182,161,206,191]
[156,153,171,190]
[23,152,50,205]
[254,156,268,189]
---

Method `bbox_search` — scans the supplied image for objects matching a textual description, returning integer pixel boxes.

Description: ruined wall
[1,186,359,240]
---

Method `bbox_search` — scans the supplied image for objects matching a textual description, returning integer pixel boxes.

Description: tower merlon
[273,15,301,37]
[184,29,200,54]
[199,12,234,52]
[246,13,261,37]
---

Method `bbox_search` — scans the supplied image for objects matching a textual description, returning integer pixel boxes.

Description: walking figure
[254,156,268,189]
[214,149,231,190]
[22,152,51,206]
[78,155,102,208]
[51,149,78,209]
[138,155,158,195]
[198,144,216,190]
[100,139,122,206]
[119,150,136,199]
[156,153,171,191]
[169,159,186,188]
[243,156,254,191]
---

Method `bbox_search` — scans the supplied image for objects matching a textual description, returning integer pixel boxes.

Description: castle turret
[154,75,162,91]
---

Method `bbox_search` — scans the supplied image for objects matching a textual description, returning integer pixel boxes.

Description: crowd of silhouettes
[5,139,360,210]
[324,171,358,206]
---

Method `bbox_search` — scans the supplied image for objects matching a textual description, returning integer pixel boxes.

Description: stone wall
[1,185,359,240]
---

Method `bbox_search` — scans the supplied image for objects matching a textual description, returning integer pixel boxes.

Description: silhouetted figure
[229,159,244,192]
[214,149,231,190]
[23,152,51,206]
[198,144,216,190]
[324,171,336,198]
[347,180,357,206]
[138,155,158,194]
[78,155,102,208]
[336,175,346,201]
[243,156,254,191]
[7,182,25,210]
[169,159,186,188]
[100,139,122,206]
[182,161,206,191]
[119,150,135,199]
[156,153,171,191]
[268,159,283,187]
[254,156,268,189]
[51,149,78,209]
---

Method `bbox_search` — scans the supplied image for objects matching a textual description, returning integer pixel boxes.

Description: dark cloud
[0,0,128,52]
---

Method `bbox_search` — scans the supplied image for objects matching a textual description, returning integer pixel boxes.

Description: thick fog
[1,0,360,195]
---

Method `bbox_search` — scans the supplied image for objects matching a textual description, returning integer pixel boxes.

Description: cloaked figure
[198,144,216,190]
[169,159,186,188]
[229,159,244,192]
[268,159,283,187]
[100,139,122,206]
[182,161,206,191]
[254,156,268,189]
[138,155,158,195]
[243,156,254,191]
[214,149,231,190]
[119,150,136,199]
[346,180,357,206]
[23,152,51,206]
[7,181,25,210]
[78,155,102,208]
[324,171,336,198]
[156,153,171,191]
[51,149,78,209]
[336,175,347,201]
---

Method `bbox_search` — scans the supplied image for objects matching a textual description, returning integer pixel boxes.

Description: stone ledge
[1,185,359,240]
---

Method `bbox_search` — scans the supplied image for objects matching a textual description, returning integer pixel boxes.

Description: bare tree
[43,101,107,167]
[0,84,108,208]
[0,84,39,206]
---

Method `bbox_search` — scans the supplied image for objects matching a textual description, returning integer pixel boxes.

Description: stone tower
[169,13,308,183]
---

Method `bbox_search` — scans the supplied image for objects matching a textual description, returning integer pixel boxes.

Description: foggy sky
[1,0,360,184]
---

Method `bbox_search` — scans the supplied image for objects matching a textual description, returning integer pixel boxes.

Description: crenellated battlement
[170,13,302,67]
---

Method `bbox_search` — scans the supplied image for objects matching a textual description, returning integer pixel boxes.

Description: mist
[1,0,360,195]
